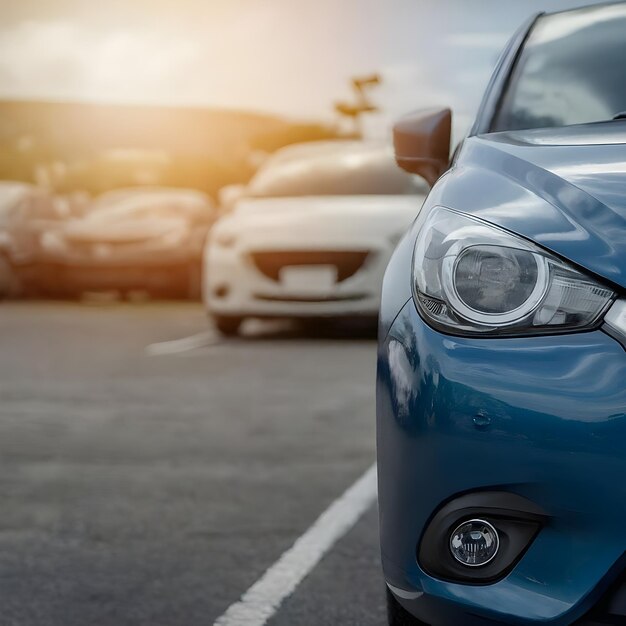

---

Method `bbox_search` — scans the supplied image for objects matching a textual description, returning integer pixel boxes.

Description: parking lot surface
[0,302,385,626]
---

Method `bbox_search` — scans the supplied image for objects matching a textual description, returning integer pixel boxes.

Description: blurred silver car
[40,187,215,298]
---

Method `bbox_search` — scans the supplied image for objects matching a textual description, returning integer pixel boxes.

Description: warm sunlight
[2,2,624,626]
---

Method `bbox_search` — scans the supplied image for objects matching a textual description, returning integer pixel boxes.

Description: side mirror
[393,108,452,187]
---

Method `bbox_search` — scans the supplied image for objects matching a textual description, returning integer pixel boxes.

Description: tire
[386,587,429,626]
[213,315,243,337]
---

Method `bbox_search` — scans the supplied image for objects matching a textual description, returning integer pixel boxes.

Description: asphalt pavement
[0,302,385,626]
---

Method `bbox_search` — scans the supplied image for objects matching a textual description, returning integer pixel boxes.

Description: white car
[203,141,427,335]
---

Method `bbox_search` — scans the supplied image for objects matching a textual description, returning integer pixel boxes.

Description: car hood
[219,195,424,243]
[62,216,188,244]
[445,121,626,289]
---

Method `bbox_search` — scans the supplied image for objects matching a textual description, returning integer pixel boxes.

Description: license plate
[279,265,337,294]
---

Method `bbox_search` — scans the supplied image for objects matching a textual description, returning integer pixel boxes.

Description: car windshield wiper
[612,111,626,120]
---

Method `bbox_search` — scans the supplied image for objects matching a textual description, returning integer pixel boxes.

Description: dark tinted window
[493,5,626,132]
[248,149,426,197]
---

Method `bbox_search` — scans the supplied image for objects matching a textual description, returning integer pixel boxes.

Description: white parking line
[145,331,219,356]
[213,463,378,626]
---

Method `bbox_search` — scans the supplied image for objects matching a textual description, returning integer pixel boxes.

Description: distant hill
[0,100,341,196]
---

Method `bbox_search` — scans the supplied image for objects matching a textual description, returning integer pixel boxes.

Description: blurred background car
[0,181,64,298]
[203,140,428,335]
[39,187,215,299]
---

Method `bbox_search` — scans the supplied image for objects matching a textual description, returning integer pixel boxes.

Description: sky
[0,0,612,138]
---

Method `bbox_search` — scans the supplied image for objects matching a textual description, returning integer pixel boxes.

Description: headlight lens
[413,207,614,335]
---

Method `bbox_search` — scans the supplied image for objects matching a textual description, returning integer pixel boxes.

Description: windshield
[248,148,427,198]
[492,4,626,132]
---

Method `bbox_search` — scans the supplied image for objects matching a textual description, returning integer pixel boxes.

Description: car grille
[254,293,368,302]
[66,241,138,255]
[250,250,370,283]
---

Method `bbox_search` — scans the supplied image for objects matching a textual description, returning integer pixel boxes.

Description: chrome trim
[449,518,500,568]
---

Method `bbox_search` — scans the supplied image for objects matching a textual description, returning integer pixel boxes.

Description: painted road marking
[213,463,378,626]
[145,320,296,356]
[145,331,219,356]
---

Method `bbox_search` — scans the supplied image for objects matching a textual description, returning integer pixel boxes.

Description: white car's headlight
[413,207,615,336]
[160,227,189,246]
[214,230,237,248]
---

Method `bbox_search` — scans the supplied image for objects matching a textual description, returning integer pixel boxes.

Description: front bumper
[203,240,391,318]
[377,300,626,625]
[28,262,194,296]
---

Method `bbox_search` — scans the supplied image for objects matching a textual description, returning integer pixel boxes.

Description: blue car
[378,4,626,625]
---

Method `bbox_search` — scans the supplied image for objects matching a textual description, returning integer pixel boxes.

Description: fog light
[449,519,499,567]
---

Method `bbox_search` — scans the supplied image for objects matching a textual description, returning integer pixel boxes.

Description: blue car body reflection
[378,4,626,625]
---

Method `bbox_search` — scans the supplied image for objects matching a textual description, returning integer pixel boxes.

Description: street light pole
[334,74,381,138]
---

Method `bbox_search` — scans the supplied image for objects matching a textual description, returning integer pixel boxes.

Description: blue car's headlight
[413,207,615,336]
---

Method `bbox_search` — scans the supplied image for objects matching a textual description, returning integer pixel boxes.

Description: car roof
[259,141,399,180]
[248,140,429,197]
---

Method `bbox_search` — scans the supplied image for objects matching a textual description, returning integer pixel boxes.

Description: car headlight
[160,228,188,246]
[39,231,67,252]
[413,207,615,336]
[214,230,237,247]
